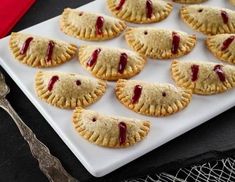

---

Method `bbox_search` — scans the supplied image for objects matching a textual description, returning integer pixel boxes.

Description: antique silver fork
[0,72,78,182]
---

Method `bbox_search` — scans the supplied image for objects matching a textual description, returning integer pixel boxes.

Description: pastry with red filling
[180,5,235,35]
[206,34,235,64]
[115,79,192,116]
[78,45,146,80]
[107,0,173,24]
[72,108,150,148]
[9,32,77,67]
[171,60,235,95]
[35,71,107,109]
[125,27,196,59]
[60,8,126,41]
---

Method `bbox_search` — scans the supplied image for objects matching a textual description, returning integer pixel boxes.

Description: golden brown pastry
[125,27,196,59]
[171,60,235,95]
[172,0,208,4]
[78,45,146,80]
[230,0,235,6]
[107,0,173,24]
[180,5,235,35]
[9,32,77,67]
[115,79,192,116]
[206,34,235,64]
[60,8,127,41]
[35,71,107,109]
[72,107,150,148]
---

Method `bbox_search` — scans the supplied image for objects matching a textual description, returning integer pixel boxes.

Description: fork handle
[0,98,78,182]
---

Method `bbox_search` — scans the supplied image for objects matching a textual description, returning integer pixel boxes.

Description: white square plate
[1,0,235,177]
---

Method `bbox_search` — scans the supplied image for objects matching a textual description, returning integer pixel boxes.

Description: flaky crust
[230,0,235,6]
[171,60,235,95]
[9,32,77,67]
[60,8,127,41]
[107,0,173,24]
[78,45,146,81]
[35,71,107,109]
[72,107,150,148]
[206,34,235,64]
[180,5,235,35]
[173,0,208,4]
[115,79,192,117]
[125,27,196,59]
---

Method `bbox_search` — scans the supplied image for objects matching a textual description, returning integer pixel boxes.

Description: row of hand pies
[9,31,235,77]
[35,59,235,113]
[60,4,235,42]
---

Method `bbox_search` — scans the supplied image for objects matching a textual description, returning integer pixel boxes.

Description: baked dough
[107,0,173,24]
[78,45,146,80]
[60,8,127,41]
[230,0,235,6]
[180,5,235,35]
[72,107,150,148]
[115,79,192,116]
[172,0,208,4]
[35,71,107,109]
[171,60,235,95]
[9,32,77,67]
[125,27,196,59]
[206,34,235,64]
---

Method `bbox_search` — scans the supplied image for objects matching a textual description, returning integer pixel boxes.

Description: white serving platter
[1,0,235,177]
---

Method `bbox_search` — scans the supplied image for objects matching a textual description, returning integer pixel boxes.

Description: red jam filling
[191,64,199,82]
[214,65,226,82]
[162,92,166,97]
[146,0,153,19]
[96,16,104,35]
[198,9,203,13]
[76,80,81,86]
[118,53,128,74]
[132,85,142,104]
[171,32,180,54]
[221,10,229,24]
[46,41,55,62]
[116,0,126,10]
[87,48,101,67]
[20,37,33,55]
[119,122,127,145]
[48,76,59,91]
[221,36,235,51]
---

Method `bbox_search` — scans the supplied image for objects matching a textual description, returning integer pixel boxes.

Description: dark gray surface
[0,0,235,181]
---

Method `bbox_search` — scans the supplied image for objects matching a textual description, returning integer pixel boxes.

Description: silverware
[0,72,78,182]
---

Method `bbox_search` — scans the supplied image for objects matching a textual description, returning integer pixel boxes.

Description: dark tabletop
[1,1,235,182]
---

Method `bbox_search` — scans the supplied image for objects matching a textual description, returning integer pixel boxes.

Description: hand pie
[106,0,173,24]
[60,8,127,41]
[35,71,107,109]
[78,45,146,81]
[125,27,196,59]
[115,79,192,116]
[206,34,235,64]
[180,5,235,35]
[9,32,77,67]
[72,108,150,148]
[171,60,235,95]
[172,0,208,4]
